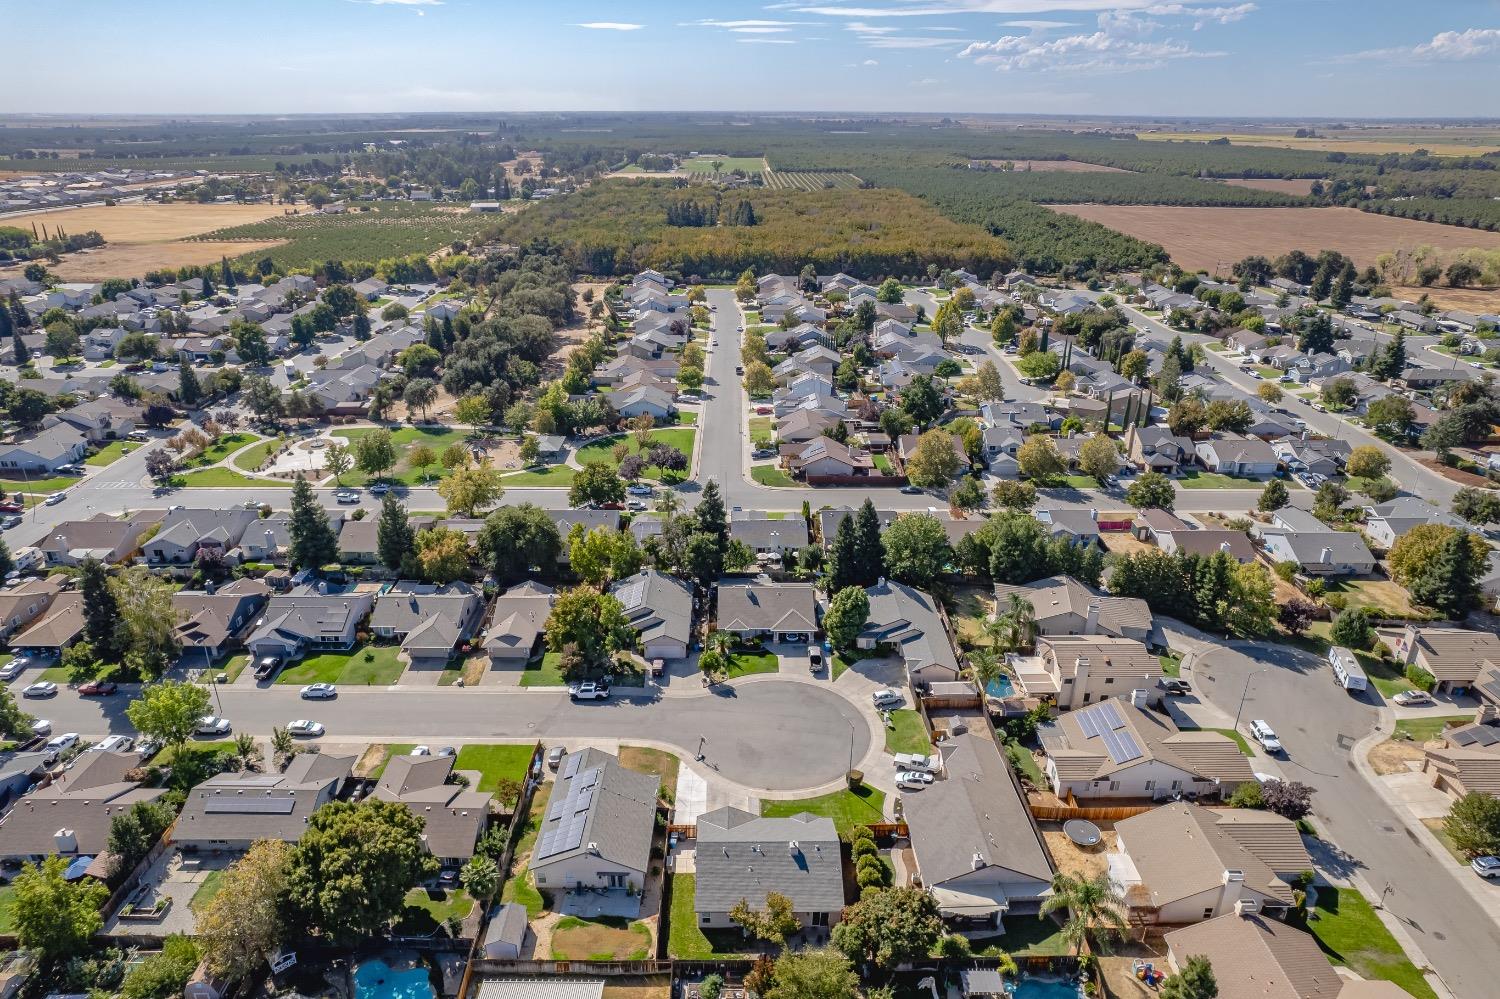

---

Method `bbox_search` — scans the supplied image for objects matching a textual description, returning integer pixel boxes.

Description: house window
[1082,692,1091,703]
[603,872,627,888]
[1108,781,1119,791]
[534,874,546,885]
[1105,677,1114,684]
[1144,780,1155,791]
[1171,780,1182,790]
[700,914,712,924]
[812,911,829,927]
[1203,907,1215,920]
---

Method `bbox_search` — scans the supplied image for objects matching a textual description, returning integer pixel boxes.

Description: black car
[1160,678,1191,696]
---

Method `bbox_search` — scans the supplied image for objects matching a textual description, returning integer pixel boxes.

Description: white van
[1328,646,1368,693]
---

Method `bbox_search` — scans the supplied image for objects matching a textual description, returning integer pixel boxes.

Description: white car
[22,681,57,698]
[1472,856,1500,879]
[897,771,935,790]
[196,716,232,736]
[287,719,325,737]
[872,688,903,708]
[0,657,27,681]
[30,718,51,737]
[43,493,66,506]
[301,683,338,699]
[45,733,80,753]
[412,745,433,756]
[90,735,135,753]
[334,489,360,504]
[569,680,611,701]
[1393,690,1434,707]
[1250,719,1283,754]
[626,484,654,496]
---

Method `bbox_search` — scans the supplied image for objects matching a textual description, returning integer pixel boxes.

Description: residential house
[860,578,961,686]
[0,424,89,474]
[610,569,694,661]
[1158,527,1256,563]
[1421,720,1500,800]
[174,753,355,851]
[716,581,818,643]
[352,277,389,300]
[173,579,270,661]
[1391,311,1437,333]
[730,511,810,554]
[1275,437,1351,478]
[373,754,493,865]
[0,576,65,644]
[1012,636,1161,708]
[485,581,556,664]
[370,581,486,664]
[244,585,377,659]
[775,408,842,445]
[0,752,51,813]
[1129,428,1195,475]
[1039,694,1254,801]
[613,386,676,422]
[1133,508,1190,544]
[1395,366,1470,390]
[1110,803,1312,924]
[694,808,844,934]
[896,433,970,477]
[1194,434,1278,478]
[992,576,1154,643]
[1391,625,1500,695]
[1226,330,1271,357]
[9,592,84,655]
[1034,507,1100,547]
[779,436,874,479]
[1362,497,1469,550]
[1164,913,1355,999]
[0,752,167,862]
[144,508,261,566]
[1254,509,1376,576]
[905,708,1055,930]
[37,511,165,566]
[529,749,658,912]
[50,398,138,442]
[815,506,901,547]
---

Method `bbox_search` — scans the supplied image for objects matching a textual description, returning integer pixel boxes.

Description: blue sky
[6,0,1500,116]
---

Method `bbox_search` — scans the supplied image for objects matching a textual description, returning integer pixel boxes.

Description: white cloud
[575,22,645,31]
[863,58,880,65]
[788,2,1163,17]
[1000,19,1074,29]
[684,19,810,28]
[1144,3,1256,29]
[1343,27,1500,63]
[959,6,1230,72]
[739,37,797,43]
[844,18,968,48]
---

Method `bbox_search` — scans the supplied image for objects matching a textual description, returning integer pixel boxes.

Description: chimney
[878,576,886,588]
[1217,869,1246,916]
[1085,602,1101,635]
[54,828,77,853]
[1235,897,1261,917]
[1130,688,1149,709]
[788,841,800,855]
[587,842,599,856]
[1090,508,1098,522]
[971,852,987,871]
[1320,547,1332,565]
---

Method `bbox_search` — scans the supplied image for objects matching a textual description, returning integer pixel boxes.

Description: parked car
[197,716,232,735]
[78,680,118,696]
[1,516,20,530]
[1159,678,1191,696]
[900,485,923,495]
[569,680,612,701]
[412,745,432,756]
[44,733,79,752]
[127,431,150,442]
[808,646,823,673]
[896,771,934,790]
[287,719,325,737]
[0,500,22,513]
[435,746,457,757]
[872,688,903,708]
[1393,690,1434,707]
[90,735,134,753]
[625,500,646,511]
[1472,856,1500,879]
[369,482,391,495]
[43,493,65,506]
[254,656,282,681]
[334,489,360,504]
[1250,719,1283,754]
[0,658,27,681]
[22,681,57,698]
[547,745,566,769]
[627,483,654,496]
[301,683,338,699]
[30,718,51,737]
[892,752,938,774]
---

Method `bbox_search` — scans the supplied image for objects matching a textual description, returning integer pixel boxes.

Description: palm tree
[1001,593,1037,652]
[968,648,1002,689]
[1039,872,1128,957]
[234,731,259,769]
[460,856,500,901]
[655,490,680,516]
[981,613,1010,654]
[705,630,733,657]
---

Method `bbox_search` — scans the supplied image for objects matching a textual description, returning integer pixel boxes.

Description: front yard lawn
[667,874,750,959]
[1393,715,1470,743]
[575,429,697,480]
[149,740,239,767]
[392,887,474,936]
[1159,653,1182,678]
[1177,470,1262,489]
[885,710,931,756]
[520,651,566,687]
[1309,885,1437,999]
[85,440,136,467]
[455,744,534,792]
[761,785,886,836]
[750,464,800,487]
[552,916,652,960]
[220,654,251,683]
[748,417,772,446]
[618,746,680,791]
[723,649,779,678]
[275,643,404,686]
[1,474,83,494]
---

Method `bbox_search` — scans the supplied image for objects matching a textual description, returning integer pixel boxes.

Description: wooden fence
[1029,802,1155,822]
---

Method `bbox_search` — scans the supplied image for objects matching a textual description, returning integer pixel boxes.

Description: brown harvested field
[1393,285,1500,313]
[47,240,284,280]
[1221,178,1319,196]
[10,203,287,241]
[1052,205,1500,271]
[977,159,1131,173]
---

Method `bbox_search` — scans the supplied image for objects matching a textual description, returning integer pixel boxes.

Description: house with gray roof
[610,569,693,661]
[905,708,1054,930]
[1035,507,1101,546]
[1194,433,1278,478]
[373,753,492,864]
[175,753,355,851]
[1254,509,1375,575]
[244,585,377,659]
[370,581,485,664]
[993,575,1153,644]
[860,578,960,686]
[529,749,658,913]
[1362,497,1468,550]
[173,579,270,659]
[0,423,88,474]
[716,582,818,643]
[485,581,555,664]
[730,511,810,554]
[694,807,843,933]
[0,751,166,862]
[144,508,261,566]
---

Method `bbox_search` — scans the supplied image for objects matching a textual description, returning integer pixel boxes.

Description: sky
[5,0,1500,117]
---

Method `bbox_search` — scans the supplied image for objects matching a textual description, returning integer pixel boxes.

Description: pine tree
[288,476,338,569]
[376,493,415,571]
[0,536,12,578]
[1410,531,1479,618]
[0,299,11,343]
[201,272,215,299]
[178,365,203,407]
[853,498,885,586]
[81,558,122,660]
[220,256,236,291]
[696,479,728,555]
[828,514,859,593]
[9,291,30,330]
[1330,264,1353,310]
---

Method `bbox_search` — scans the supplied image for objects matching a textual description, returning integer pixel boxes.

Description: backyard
[761,785,886,836]
[551,916,653,960]
[275,643,405,686]
[667,873,750,959]
[392,886,475,937]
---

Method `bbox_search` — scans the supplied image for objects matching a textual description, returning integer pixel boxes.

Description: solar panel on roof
[203,797,297,815]
[1078,710,1102,738]
[1096,700,1126,730]
[562,753,582,779]
[1101,729,1142,765]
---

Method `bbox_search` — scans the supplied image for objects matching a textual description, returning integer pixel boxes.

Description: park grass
[575,429,697,480]
[1308,885,1437,999]
[455,744,534,792]
[551,916,652,961]
[189,869,225,913]
[667,874,750,959]
[1393,715,1471,743]
[750,464,801,488]
[520,651,566,687]
[180,467,290,488]
[761,785,886,836]
[331,426,471,486]
[85,440,137,467]
[723,649,779,678]
[502,866,545,918]
[231,436,282,472]
[184,432,262,468]
[36,665,72,682]
[274,643,404,686]
[502,465,576,487]
[885,709,931,756]
[618,746,680,792]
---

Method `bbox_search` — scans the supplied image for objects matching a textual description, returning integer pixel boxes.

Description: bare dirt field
[978,159,1131,173]
[1220,178,1320,196]
[47,239,285,280]
[1393,285,1500,313]
[9,203,287,241]
[1052,205,1500,271]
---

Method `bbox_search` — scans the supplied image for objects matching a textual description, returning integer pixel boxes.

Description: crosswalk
[95,479,142,490]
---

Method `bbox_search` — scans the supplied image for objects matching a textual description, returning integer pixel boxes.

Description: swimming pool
[986,674,1015,699]
[1009,975,1086,999]
[353,959,434,999]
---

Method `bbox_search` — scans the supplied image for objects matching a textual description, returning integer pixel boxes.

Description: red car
[78,680,118,696]
[0,501,22,514]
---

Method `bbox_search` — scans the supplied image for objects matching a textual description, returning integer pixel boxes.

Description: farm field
[1134,131,1500,156]
[973,159,1131,173]
[681,155,765,174]
[1220,178,1320,195]
[194,203,497,269]
[762,170,862,191]
[1051,204,1500,271]
[1391,285,1500,313]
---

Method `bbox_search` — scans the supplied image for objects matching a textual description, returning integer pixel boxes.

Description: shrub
[851,838,879,862]
[1228,782,1264,809]
[1273,561,1298,582]
[1304,578,1326,598]
[1405,663,1436,691]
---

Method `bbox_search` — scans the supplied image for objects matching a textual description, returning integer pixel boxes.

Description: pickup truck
[892,752,939,774]
[569,680,612,701]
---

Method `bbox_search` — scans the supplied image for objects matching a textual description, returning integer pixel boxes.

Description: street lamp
[847,717,856,777]
[1233,668,1271,732]
[696,734,705,762]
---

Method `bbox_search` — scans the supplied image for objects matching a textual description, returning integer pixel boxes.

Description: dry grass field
[49,240,284,280]
[1134,131,1500,156]
[1393,284,1500,312]
[1052,204,1500,271]
[1221,178,1320,195]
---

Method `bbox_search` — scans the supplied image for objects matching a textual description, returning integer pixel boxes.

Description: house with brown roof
[1391,625,1500,694]
[37,511,165,566]
[993,576,1154,644]
[1420,720,1500,800]
[1157,527,1256,563]
[1109,802,1311,925]
[1039,694,1254,801]
[1129,427,1195,475]
[172,579,271,660]
[373,753,492,865]
[0,575,64,644]
[370,581,486,665]
[1011,636,1162,709]
[0,751,167,861]
[779,436,874,479]
[10,592,84,655]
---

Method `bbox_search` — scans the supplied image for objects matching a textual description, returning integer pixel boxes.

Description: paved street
[1186,638,1500,999]
[17,679,871,794]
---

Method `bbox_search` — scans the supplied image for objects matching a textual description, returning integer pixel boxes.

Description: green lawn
[1005,741,1045,785]
[682,155,764,174]
[502,866,545,918]
[36,665,72,682]
[551,916,652,960]
[751,464,801,487]
[1180,724,1254,756]
[761,785,886,836]
[520,651,566,687]
[1309,885,1437,999]
[1253,365,1282,378]
[275,643,405,686]
[185,432,263,468]
[455,744,534,792]
[724,649,779,678]
[667,874,750,958]
[886,710,931,756]
[974,915,1072,956]
[1393,716,1470,743]
[0,474,82,493]
[574,428,697,480]
[231,436,282,472]
[190,869,225,913]
[393,887,474,936]
[180,467,290,488]
[149,740,238,767]
[0,884,15,934]
[331,426,471,486]
[831,652,853,681]
[676,412,698,426]
[748,417,772,447]
[501,465,576,487]
[1159,653,1182,678]
[85,440,137,467]
[220,654,251,683]
[1177,470,1263,489]
[872,454,894,473]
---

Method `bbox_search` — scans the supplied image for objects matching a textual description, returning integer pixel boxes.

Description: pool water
[1009,976,1086,999]
[353,959,435,999]
[986,674,1015,698]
